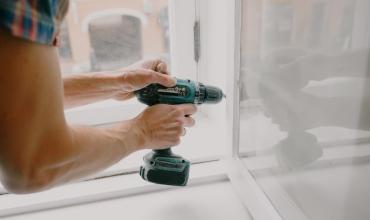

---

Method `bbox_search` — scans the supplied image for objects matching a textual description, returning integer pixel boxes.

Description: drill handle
[154,148,173,155]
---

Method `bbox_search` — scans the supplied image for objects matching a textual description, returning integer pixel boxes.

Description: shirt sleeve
[0,0,69,46]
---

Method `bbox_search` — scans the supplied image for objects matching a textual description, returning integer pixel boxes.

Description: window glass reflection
[240,0,370,219]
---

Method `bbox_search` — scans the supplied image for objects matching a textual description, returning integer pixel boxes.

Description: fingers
[182,116,195,127]
[135,103,197,149]
[168,116,195,128]
[151,71,177,87]
[166,115,195,129]
[156,62,168,74]
[176,104,197,116]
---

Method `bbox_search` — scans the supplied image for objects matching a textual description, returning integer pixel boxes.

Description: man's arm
[0,30,196,194]
[63,59,175,109]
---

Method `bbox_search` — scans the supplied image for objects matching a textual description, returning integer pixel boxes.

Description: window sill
[0,160,227,218]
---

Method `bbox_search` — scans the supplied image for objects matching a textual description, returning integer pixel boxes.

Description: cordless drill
[135,78,224,186]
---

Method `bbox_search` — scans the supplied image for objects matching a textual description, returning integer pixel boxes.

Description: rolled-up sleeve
[0,0,69,45]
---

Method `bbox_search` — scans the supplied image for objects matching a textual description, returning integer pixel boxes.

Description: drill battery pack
[139,149,190,186]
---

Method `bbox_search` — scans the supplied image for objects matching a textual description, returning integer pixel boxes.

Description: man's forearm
[35,121,140,191]
[1,119,142,194]
[63,71,123,109]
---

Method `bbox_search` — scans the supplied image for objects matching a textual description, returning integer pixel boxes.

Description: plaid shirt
[0,0,69,45]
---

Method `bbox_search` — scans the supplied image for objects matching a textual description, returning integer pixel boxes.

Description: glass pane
[58,0,170,75]
[240,0,370,219]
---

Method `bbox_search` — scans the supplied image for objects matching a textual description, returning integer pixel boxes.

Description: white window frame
[222,0,307,219]
[216,0,284,219]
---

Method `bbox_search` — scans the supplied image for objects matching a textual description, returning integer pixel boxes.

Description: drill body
[136,78,223,106]
[135,78,224,186]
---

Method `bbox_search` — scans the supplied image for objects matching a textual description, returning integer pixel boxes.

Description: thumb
[152,71,177,87]
[156,62,168,74]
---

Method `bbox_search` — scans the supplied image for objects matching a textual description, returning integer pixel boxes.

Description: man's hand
[106,104,197,152]
[126,59,169,74]
[132,104,197,149]
[114,59,174,101]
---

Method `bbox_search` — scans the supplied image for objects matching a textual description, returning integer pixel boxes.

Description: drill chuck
[195,83,224,104]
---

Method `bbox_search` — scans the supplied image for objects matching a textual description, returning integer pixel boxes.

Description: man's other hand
[110,104,197,151]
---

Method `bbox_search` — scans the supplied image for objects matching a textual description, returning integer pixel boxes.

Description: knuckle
[177,119,185,126]
[183,118,190,126]
[142,74,154,85]
[164,75,172,83]
[149,72,158,80]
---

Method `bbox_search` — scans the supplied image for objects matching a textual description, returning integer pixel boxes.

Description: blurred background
[58,0,170,74]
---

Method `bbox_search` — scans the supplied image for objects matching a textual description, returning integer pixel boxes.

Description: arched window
[88,15,142,71]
